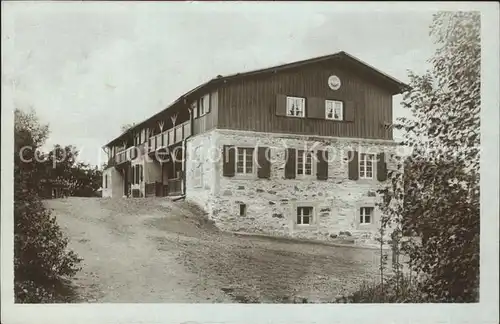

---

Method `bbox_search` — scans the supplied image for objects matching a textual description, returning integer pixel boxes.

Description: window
[286,96,305,117]
[239,203,247,217]
[359,153,375,179]
[360,207,374,224]
[236,147,255,175]
[296,206,313,225]
[104,175,108,188]
[199,94,210,116]
[132,165,143,184]
[191,101,198,119]
[297,150,313,176]
[325,100,343,120]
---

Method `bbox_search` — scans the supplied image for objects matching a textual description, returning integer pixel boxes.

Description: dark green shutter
[222,145,235,177]
[257,147,271,179]
[348,151,359,180]
[316,150,328,180]
[276,94,287,116]
[205,94,211,114]
[344,101,356,122]
[284,148,296,179]
[307,97,325,119]
[377,152,387,181]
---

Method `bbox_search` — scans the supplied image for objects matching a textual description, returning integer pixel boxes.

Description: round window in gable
[328,75,341,90]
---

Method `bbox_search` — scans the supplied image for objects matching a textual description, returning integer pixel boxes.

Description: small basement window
[296,206,313,225]
[239,203,247,216]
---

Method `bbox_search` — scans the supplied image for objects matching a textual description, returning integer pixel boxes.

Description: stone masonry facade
[185,129,397,245]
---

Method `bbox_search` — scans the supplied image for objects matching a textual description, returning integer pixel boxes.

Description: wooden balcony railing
[114,120,192,163]
[147,121,191,154]
[115,146,137,165]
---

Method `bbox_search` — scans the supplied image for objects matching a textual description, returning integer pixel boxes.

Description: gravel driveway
[47,197,385,303]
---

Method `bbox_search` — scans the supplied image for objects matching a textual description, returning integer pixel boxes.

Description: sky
[3,2,438,166]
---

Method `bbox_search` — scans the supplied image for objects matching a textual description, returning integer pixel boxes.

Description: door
[155,182,162,197]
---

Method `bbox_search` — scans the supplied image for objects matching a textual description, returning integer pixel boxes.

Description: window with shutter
[325,100,343,120]
[296,150,314,177]
[236,147,255,175]
[286,96,305,118]
[359,153,375,179]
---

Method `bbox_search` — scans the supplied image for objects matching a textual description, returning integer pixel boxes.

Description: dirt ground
[47,197,386,303]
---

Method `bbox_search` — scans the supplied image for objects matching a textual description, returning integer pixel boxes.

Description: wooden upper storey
[104,52,406,160]
[217,59,400,140]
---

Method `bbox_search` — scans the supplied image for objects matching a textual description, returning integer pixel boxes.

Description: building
[102,51,406,244]
[39,179,69,199]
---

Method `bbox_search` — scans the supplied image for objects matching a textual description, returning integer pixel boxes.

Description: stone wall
[185,131,218,215]
[185,129,398,245]
[102,167,124,198]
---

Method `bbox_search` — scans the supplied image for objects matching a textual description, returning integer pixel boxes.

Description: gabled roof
[104,51,408,147]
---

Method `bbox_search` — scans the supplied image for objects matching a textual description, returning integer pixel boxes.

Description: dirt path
[48,197,385,303]
[49,197,230,302]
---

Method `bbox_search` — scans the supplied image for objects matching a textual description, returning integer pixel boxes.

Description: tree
[37,145,102,197]
[121,123,136,133]
[379,11,480,302]
[14,108,82,302]
[69,162,103,197]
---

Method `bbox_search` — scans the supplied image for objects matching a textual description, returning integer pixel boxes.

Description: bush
[14,189,82,302]
[14,108,82,303]
[336,275,423,303]
[374,11,480,303]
